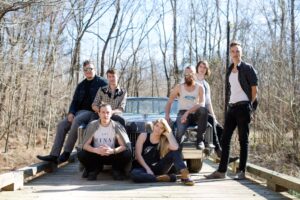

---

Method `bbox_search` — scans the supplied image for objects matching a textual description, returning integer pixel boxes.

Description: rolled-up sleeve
[92,88,102,108]
[118,90,127,112]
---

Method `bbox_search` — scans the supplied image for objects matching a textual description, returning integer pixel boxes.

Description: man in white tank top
[165,66,208,150]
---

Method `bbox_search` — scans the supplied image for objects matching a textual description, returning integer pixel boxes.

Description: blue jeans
[176,107,208,144]
[218,103,251,173]
[131,150,186,183]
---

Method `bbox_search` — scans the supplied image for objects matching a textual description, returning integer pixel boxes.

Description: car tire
[187,158,203,173]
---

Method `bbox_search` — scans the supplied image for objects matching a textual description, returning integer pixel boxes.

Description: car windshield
[125,98,178,115]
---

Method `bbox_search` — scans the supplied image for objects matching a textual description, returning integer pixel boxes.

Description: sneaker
[37,155,58,163]
[204,171,225,179]
[196,141,205,150]
[58,151,70,163]
[205,142,215,149]
[234,171,246,180]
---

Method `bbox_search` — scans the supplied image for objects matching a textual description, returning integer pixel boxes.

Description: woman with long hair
[195,60,238,163]
[130,118,194,186]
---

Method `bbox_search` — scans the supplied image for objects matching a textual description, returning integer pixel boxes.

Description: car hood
[122,113,176,122]
[122,113,177,133]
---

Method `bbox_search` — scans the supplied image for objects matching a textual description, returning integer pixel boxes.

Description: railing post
[267,181,288,192]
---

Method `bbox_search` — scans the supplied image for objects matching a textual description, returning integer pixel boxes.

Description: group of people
[37,41,258,185]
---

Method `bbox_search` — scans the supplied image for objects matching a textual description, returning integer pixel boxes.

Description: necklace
[197,75,204,83]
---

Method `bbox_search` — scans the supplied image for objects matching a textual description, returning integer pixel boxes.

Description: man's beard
[185,78,194,86]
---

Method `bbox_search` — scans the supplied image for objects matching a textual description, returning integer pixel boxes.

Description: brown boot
[156,175,171,182]
[156,174,177,182]
[180,168,194,186]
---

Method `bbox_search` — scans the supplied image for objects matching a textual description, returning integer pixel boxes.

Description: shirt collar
[108,85,121,92]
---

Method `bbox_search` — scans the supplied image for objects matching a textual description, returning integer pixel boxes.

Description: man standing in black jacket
[205,41,258,180]
[37,60,107,163]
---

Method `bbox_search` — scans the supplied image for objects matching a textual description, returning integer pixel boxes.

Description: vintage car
[122,97,213,172]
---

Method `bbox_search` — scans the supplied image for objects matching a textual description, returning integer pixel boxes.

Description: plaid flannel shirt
[92,85,127,111]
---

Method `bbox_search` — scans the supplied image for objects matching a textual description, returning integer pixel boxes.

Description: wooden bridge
[1,154,299,200]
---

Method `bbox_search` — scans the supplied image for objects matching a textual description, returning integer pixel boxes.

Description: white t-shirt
[229,71,249,103]
[93,122,115,148]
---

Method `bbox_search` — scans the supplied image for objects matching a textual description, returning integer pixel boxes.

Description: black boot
[37,155,58,163]
[58,151,71,163]
[82,168,89,178]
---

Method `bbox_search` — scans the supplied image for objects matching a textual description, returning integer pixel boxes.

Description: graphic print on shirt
[144,146,155,154]
[93,123,115,148]
[184,95,196,101]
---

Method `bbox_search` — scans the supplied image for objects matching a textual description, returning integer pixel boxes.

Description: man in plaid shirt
[92,69,127,127]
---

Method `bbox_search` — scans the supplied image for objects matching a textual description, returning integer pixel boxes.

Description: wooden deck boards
[0,160,296,200]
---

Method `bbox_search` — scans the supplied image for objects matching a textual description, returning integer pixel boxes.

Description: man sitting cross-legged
[77,104,132,181]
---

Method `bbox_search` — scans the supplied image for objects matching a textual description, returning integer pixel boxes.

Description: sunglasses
[83,67,94,72]
[184,73,193,77]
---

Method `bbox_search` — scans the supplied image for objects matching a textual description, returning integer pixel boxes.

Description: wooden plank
[246,163,300,193]
[0,171,23,191]
[18,152,77,179]
[0,160,296,200]
[0,152,78,192]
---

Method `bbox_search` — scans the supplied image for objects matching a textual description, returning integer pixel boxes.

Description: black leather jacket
[225,61,258,109]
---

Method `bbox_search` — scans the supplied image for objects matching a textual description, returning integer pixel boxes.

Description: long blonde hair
[153,118,172,158]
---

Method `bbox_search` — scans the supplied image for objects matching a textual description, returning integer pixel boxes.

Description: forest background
[0,0,299,178]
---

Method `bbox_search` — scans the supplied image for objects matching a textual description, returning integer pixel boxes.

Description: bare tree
[68,0,102,84]
[290,0,299,160]
[100,0,120,75]
[0,1,36,21]
[170,0,179,84]
[158,0,171,96]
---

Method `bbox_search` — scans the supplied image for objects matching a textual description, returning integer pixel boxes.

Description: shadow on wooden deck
[1,159,294,200]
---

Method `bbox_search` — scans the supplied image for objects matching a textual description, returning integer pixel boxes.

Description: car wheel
[187,158,203,173]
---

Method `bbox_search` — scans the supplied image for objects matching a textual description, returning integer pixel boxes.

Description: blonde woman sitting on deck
[130,118,194,186]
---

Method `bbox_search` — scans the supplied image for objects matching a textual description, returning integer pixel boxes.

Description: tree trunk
[100,0,120,76]
[290,0,299,160]
[170,0,179,84]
